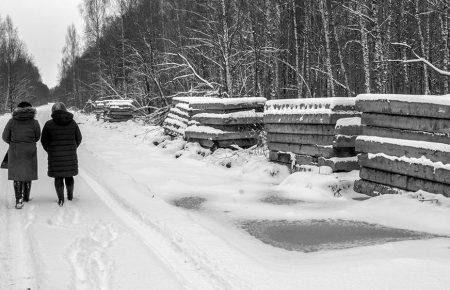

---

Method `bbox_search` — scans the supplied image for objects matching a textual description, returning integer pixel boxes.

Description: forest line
[0,15,50,111]
[43,1,450,117]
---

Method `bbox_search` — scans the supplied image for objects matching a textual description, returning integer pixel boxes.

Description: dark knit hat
[17,101,32,108]
[52,102,67,112]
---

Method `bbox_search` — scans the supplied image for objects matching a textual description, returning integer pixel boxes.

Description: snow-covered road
[1,104,450,290]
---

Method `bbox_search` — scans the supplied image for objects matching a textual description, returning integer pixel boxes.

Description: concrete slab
[358,153,450,185]
[362,113,450,134]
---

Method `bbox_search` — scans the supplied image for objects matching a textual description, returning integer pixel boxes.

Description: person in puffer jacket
[2,101,41,209]
[41,102,82,206]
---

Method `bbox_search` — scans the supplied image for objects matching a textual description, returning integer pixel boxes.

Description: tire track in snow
[0,176,38,289]
[79,168,243,290]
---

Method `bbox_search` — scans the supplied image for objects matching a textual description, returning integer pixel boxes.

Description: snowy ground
[1,104,450,290]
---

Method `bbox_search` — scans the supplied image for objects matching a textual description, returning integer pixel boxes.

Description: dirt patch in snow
[241,219,442,252]
[260,195,305,205]
[172,196,207,210]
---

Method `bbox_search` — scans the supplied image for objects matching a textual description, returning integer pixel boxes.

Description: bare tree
[2,16,23,110]
[81,0,110,99]
[61,24,80,105]
[319,0,335,98]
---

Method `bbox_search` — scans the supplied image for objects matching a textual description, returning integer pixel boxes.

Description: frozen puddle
[172,196,206,210]
[260,194,304,205]
[241,219,441,252]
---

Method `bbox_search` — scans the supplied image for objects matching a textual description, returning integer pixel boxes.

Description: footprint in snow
[47,206,81,228]
[68,222,119,290]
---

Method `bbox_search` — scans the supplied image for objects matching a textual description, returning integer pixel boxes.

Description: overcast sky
[0,0,84,88]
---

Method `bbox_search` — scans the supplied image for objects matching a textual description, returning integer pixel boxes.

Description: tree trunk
[372,1,385,93]
[358,2,371,93]
[440,11,449,94]
[400,0,410,93]
[274,2,281,99]
[319,0,334,98]
[414,0,430,95]
[302,0,312,98]
[221,0,233,97]
[331,7,351,97]
[121,14,126,98]
[291,0,302,98]
[4,60,11,111]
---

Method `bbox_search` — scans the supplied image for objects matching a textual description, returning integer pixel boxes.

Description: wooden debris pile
[163,97,266,149]
[354,94,450,197]
[265,98,361,172]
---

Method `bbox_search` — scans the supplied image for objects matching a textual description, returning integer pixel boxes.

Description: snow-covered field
[1,104,450,290]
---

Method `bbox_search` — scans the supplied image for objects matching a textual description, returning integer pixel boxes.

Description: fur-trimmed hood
[12,107,36,121]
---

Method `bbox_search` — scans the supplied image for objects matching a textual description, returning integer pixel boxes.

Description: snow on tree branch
[390,43,450,77]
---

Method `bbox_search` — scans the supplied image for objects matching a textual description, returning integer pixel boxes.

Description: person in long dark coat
[41,102,82,206]
[2,101,41,209]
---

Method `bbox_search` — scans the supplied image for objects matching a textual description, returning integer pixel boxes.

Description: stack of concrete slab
[265,98,361,172]
[162,98,195,137]
[104,99,135,123]
[184,97,266,149]
[92,100,107,121]
[354,94,450,197]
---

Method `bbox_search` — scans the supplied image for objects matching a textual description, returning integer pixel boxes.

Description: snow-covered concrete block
[164,97,265,140]
[360,167,450,197]
[268,142,355,158]
[174,97,266,111]
[267,133,334,146]
[265,123,336,135]
[362,126,450,145]
[268,151,317,166]
[185,125,258,141]
[264,112,359,125]
[265,97,356,114]
[192,110,264,126]
[356,94,450,119]
[353,179,405,196]
[362,113,450,134]
[335,117,362,136]
[317,156,359,172]
[355,136,450,164]
[333,134,357,148]
[358,153,450,185]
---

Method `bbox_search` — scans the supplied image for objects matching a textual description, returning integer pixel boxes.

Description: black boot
[23,181,32,202]
[55,180,65,207]
[67,184,73,201]
[66,177,74,201]
[14,181,24,209]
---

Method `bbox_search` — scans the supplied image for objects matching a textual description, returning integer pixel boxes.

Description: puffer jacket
[2,107,41,181]
[41,110,82,177]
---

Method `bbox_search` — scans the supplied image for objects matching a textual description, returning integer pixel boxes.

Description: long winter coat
[41,110,82,178]
[2,107,41,181]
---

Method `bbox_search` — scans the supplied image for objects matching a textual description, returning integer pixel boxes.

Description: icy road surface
[1,104,450,290]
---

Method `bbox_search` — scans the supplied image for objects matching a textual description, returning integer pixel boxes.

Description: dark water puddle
[353,196,371,201]
[241,219,442,252]
[172,196,207,210]
[260,195,305,205]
